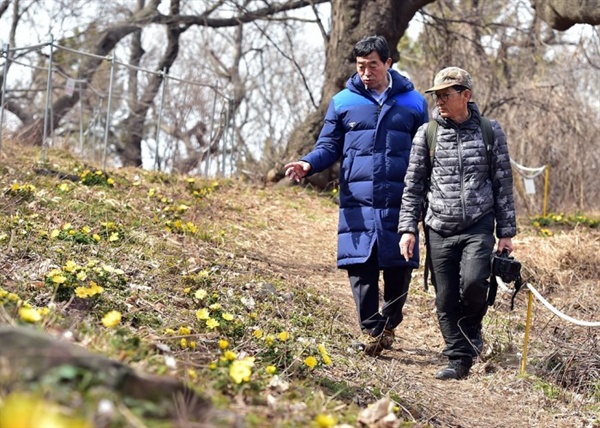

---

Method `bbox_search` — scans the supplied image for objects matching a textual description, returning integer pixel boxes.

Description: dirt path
[240,185,592,427]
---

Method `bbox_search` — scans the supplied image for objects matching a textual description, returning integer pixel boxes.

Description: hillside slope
[0,143,598,427]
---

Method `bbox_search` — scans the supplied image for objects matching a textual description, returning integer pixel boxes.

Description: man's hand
[284,161,311,183]
[497,237,513,254]
[399,232,416,262]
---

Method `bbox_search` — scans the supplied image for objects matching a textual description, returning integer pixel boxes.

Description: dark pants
[347,244,413,337]
[428,213,495,365]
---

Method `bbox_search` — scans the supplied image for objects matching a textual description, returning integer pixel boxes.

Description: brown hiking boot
[364,329,395,357]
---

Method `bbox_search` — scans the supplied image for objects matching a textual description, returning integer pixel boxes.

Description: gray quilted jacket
[398,102,516,238]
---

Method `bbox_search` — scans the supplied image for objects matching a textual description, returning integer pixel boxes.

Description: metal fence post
[42,35,54,163]
[102,55,115,170]
[154,68,167,171]
[79,81,84,154]
[0,43,10,152]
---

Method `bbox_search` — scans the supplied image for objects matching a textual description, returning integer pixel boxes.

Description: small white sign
[524,177,536,194]
[65,78,75,97]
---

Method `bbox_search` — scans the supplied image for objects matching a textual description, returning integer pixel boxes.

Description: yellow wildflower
[208,362,217,370]
[19,307,42,323]
[209,303,221,311]
[219,339,229,350]
[229,357,254,384]
[278,331,290,341]
[187,368,198,380]
[314,414,336,428]
[222,313,234,321]
[76,271,87,281]
[51,275,67,284]
[252,329,263,339]
[304,356,318,369]
[265,335,274,346]
[196,308,210,320]
[180,338,188,349]
[75,287,91,298]
[189,341,196,350]
[101,310,122,328]
[107,177,114,185]
[194,289,207,300]
[222,350,237,361]
[266,365,276,375]
[82,226,91,234]
[92,234,101,242]
[206,318,220,329]
[164,328,176,335]
[108,232,119,242]
[63,260,78,273]
[183,287,191,294]
[62,223,72,231]
[179,326,191,335]
[50,229,60,239]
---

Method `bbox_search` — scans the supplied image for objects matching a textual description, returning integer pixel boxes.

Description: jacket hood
[347,68,415,97]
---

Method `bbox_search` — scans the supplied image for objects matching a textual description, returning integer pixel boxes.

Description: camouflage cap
[425,67,473,93]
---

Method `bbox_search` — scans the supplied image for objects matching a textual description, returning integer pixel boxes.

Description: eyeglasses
[431,90,463,103]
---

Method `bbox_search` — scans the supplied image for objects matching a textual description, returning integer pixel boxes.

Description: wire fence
[0,39,235,176]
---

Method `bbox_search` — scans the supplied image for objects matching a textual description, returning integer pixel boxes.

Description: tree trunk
[531,0,600,30]
[282,0,435,188]
[116,0,187,167]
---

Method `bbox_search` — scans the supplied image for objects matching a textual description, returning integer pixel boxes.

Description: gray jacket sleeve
[398,123,430,235]
[490,120,517,238]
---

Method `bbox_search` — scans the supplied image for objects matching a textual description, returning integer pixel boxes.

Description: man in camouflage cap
[398,67,517,380]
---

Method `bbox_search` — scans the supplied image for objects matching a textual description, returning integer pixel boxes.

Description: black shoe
[435,360,471,380]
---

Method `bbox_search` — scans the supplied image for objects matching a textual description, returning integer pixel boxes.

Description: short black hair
[353,35,390,63]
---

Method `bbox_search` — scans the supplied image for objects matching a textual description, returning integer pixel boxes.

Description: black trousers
[428,213,495,365]
[346,244,413,337]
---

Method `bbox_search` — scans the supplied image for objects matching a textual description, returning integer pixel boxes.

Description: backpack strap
[481,117,494,164]
[425,120,439,167]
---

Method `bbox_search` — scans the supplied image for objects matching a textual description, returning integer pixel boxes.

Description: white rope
[510,159,546,178]
[495,277,600,327]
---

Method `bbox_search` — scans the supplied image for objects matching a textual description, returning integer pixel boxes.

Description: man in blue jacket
[285,35,428,356]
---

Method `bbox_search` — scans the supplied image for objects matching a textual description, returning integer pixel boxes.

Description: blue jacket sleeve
[301,100,344,174]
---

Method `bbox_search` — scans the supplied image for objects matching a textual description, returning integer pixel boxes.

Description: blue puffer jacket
[302,69,428,268]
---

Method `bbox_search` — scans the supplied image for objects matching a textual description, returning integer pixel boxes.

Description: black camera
[491,250,522,283]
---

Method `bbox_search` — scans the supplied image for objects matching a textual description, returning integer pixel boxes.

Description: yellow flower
[51,275,67,284]
[180,338,188,349]
[82,226,91,234]
[209,303,221,311]
[208,362,217,370]
[186,178,195,183]
[109,232,119,242]
[50,229,60,239]
[265,335,274,346]
[253,329,263,339]
[62,223,72,231]
[229,358,254,384]
[88,281,103,295]
[148,188,156,197]
[92,234,101,242]
[206,318,220,329]
[314,414,336,428]
[222,350,237,361]
[76,271,87,281]
[107,177,115,185]
[219,339,229,350]
[75,287,91,298]
[194,289,207,300]
[266,365,276,375]
[164,328,175,335]
[304,356,318,369]
[187,368,198,380]
[183,287,191,294]
[222,313,234,321]
[179,326,191,335]
[196,308,210,320]
[63,260,79,273]
[19,307,41,323]
[278,331,290,341]
[189,341,196,350]
[101,310,122,328]
[318,344,332,365]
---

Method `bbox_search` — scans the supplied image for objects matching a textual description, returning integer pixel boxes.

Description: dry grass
[0,141,598,427]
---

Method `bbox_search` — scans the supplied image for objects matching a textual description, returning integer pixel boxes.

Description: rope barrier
[510,159,546,178]
[495,276,600,327]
